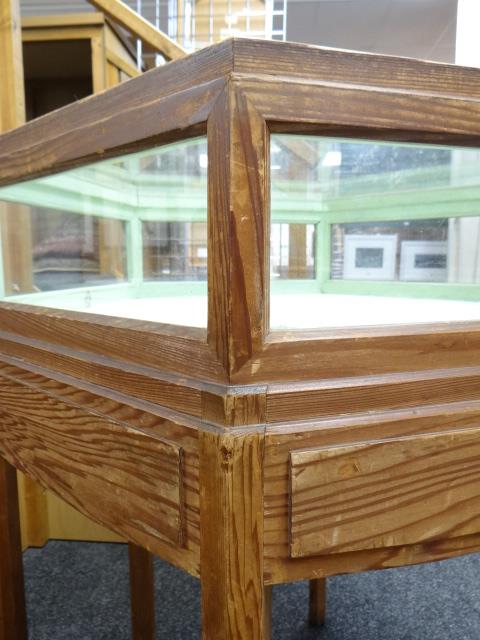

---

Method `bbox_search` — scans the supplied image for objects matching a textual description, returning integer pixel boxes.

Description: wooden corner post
[199,429,267,639]
[207,74,269,379]
[202,69,270,637]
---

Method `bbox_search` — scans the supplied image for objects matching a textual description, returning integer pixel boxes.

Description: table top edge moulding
[0,37,479,386]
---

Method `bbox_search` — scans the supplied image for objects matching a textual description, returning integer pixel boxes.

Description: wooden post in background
[0,0,32,293]
[0,0,33,297]
[0,0,25,130]
[288,224,308,279]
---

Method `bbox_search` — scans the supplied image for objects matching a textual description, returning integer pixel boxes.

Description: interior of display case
[0,137,208,327]
[270,134,480,329]
[2,131,480,331]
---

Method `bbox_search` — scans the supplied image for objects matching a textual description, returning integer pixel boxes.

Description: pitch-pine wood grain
[0,456,27,640]
[231,38,480,100]
[3,36,480,636]
[265,402,480,583]
[235,324,480,384]
[0,305,224,382]
[0,368,184,549]
[0,358,201,572]
[241,77,480,145]
[201,386,267,427]
[290,428,480,557]
[0,331,207,417]
[0,41,232,186]
[200,429,268,639]
[266,367,480,423]
[0,0,50,554]
[207,82,268,375]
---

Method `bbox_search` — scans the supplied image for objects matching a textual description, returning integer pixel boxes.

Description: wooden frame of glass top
[3,38,480,639]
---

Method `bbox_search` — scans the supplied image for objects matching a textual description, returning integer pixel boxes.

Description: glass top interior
[0,138,208,327]
[2,132,480,332]
[270,134,480,330]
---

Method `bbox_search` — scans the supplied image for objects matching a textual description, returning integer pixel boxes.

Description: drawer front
[289,427,480,558]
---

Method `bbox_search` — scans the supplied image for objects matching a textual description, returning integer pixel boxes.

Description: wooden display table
[2,38,480,639]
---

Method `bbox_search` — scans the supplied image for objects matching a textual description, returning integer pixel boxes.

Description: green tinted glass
[270,134,480,329]
[0,138,207,327]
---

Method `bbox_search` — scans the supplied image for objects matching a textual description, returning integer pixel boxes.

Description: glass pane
[270,134,480,330]
[270,223,315,279]
[143,221,207,281]
[0,138,207,327]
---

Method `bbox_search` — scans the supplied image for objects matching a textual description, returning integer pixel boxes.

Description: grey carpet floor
[23,540,480,639]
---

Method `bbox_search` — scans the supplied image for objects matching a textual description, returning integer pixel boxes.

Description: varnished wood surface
[207,82,268,375]
[267,531,480,586]
[264,401,480,583]
[201,386,267,427]
[0,364,185,547]
[0,48,230,186]
[0,456,27,640]
[309,579,326,626]
[2,37,480,635]
[0,304,225,383]
[239,75,480,145]
[1,364,200,575]
[231,38,480,100]
[129,543,156,640]
[200,429,267,639]
[3,38,480,385]
[0,331,208,417]
[290,428,480,557]
[266,366,480,423]
[235,325,480,384]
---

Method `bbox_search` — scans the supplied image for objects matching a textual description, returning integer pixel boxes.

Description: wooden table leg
[200,431,269,639]
[263,586,272,639]
[0,456,27,640]
[308,578,326,626]
[128,543,155,640]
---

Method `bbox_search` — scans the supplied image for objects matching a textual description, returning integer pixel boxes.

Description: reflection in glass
[143,221,207,281]
[270,223,315,279]
[31,211,126,291]
[0,138,207,327]
[270,134,480,329]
